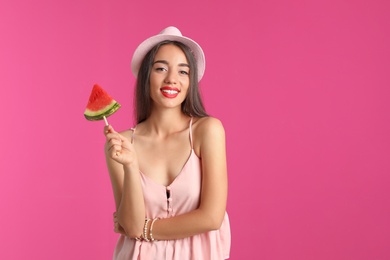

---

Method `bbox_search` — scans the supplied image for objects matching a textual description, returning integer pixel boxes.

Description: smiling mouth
[161,89,179,94]
[160,86,181,98]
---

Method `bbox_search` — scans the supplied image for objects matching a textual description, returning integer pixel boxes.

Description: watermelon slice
[84,84,121,122]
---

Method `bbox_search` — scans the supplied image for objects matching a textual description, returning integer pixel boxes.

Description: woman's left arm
[151,117,228,240]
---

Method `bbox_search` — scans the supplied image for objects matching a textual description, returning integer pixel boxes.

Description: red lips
[160,86,180,98]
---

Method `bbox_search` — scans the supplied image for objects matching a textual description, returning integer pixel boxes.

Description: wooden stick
[103,116,108,126]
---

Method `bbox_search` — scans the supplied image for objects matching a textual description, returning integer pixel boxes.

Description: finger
[110,146,122,158]
[108,137,121,147]
[117,133,128,143]
[112,150,121,158]
[106,131,126,142]
[104,125,113,135]
[104,125,110,135]
[104,125,117,135]
[107,137,124,153]
[106,141,121,154]
[106,134,125,147]
[106,132,121,141]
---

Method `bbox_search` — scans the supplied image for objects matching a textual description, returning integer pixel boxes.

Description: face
[149,44,190,110]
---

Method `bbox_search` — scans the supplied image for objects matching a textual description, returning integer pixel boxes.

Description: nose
[164,70,177,84]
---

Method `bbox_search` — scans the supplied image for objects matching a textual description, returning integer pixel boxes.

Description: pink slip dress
[113,118,231,260]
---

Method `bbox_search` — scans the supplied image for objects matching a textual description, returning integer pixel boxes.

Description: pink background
[1,0,389,259]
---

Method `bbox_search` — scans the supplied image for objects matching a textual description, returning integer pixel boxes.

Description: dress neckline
[132,117,195,187]
[139,149,198,188]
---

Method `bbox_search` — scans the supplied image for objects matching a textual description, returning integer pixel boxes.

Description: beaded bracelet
[149,218,160,242]
[142,218,151,242]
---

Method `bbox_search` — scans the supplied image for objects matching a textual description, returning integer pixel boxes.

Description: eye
[155,67,167,72]
[180,70,189,75]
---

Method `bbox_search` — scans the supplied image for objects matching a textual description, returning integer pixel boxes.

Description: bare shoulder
[192,117,226,154]
[194,116,224,133]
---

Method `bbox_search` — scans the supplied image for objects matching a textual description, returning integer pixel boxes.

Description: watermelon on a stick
[84,84,121,125]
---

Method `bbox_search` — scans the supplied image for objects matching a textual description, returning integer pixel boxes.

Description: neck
[144,107,190,136]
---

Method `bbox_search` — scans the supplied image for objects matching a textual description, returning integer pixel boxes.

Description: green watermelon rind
[84,102,121,121]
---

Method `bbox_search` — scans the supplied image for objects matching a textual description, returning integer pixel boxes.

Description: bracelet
[142,218,151,242]
[149,218,159,242]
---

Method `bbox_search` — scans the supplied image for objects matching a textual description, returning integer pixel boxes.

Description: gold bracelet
[149,218,159,241]
[142,218,151,242]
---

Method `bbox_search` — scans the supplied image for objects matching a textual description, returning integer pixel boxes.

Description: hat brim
[131,33,205,82]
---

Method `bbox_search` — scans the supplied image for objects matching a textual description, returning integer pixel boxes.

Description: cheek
[149,75,161,89]
[181,77,190,89]
[181,85,190,97]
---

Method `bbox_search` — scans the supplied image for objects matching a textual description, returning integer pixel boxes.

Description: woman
[104,26,230,259]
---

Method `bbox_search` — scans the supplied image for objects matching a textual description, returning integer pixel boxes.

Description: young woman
[104,26,230,259]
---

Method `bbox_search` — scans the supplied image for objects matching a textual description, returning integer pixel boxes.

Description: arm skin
[105,117,228,240]
[105,126,145,237]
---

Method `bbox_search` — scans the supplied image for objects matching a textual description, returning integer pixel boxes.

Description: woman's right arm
[104,152,124,211]
[104,125,145,238]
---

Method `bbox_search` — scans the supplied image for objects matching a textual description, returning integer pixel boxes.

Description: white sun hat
[131,26,206,82]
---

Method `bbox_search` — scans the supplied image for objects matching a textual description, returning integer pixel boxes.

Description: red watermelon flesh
[84,84,121,121]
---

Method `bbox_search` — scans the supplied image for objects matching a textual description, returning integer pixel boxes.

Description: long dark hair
[135,40,208,124]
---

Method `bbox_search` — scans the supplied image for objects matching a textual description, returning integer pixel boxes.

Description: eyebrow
[153,60,190,68]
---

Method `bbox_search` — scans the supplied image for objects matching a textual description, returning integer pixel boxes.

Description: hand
[104,125,138,167]
[113,212,126,235]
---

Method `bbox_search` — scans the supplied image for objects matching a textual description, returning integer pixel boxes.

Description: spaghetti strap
[189,117,193,149]
[130,127,136,144]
